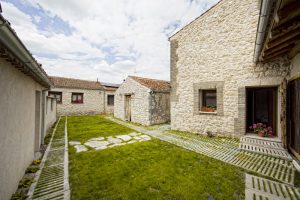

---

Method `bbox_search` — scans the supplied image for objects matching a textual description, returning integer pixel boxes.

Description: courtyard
[29,115,300,200]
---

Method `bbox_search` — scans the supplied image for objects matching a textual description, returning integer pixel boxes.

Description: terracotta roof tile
[49,76,103,90]
[129,76,170,92]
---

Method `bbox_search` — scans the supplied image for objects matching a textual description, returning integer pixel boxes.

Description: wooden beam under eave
[264,43,294,57]
[262,48,290,63]
[288,42,300,59]
[276,0,300,27]
[267,27,300,49]
[271,20,300,39]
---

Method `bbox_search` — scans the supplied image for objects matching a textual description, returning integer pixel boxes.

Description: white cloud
[2,0,219,83]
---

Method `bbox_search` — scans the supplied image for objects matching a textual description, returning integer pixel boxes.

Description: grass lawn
[68,115,135,143]
[68,115,245,200]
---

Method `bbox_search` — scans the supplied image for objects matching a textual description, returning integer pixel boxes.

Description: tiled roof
[49,76,103,90]
[129,76,170,92]
[101,82,120,88]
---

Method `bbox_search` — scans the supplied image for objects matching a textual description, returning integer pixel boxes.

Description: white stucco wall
[0,58,45,200]
[50,88,105,116]
[170,0,287,137]
[45,97,57,130]
[114,78,151,125]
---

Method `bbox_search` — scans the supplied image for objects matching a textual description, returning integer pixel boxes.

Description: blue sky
[1,0,219,83]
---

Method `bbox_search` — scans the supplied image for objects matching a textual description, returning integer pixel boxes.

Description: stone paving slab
[71,132,152,153]
[239,136,292,161]
[74,145,88,152]
[84,141,110,149]
[106,117,296,186]
[29,116,70,200]
[116,135,132,141]
[245,173,300,200]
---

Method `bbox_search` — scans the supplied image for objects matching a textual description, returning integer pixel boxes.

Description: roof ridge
[49,76,100,83]
[129,75,170,83]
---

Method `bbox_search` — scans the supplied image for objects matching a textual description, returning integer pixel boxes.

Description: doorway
[246,87,278,135]
[287,78,300,159]
[125,95,131,121]
[35,91,41,152]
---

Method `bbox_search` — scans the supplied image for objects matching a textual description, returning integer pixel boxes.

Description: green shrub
[25,166,39,173]
[31,159,41,165]
[18,178,34,189]
[11,191,27,200]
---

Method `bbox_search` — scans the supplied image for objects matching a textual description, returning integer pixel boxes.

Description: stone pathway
[107,117,296,186]
[27,116,70,200]
[69,132,151,153]
[239,136,292,161]
[245,173,300,200]
[106,117,299,200]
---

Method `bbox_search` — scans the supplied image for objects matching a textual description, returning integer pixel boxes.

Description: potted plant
[201,106,216,112]
[249,123,273,137]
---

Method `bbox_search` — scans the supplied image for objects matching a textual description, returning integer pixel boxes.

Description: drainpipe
[253,0,276,63]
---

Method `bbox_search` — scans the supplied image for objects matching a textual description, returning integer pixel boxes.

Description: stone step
[245,173,300,200]
[239,137,292,161]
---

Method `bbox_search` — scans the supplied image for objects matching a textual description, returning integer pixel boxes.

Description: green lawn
[68,115,245,200]
[67,115,135,143]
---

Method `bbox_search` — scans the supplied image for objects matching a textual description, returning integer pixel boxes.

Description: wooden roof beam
[267,27,300,49]
[276,0,300,27]
[262,48,290,63]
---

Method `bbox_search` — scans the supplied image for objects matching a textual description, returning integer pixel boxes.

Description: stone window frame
[107,94,114,106]
[193,81,224,116]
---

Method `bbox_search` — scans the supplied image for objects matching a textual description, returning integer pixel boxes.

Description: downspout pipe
[0,15,52,87]
[253,0,275,63]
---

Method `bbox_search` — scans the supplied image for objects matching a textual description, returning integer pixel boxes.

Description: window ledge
[199,111,218,115]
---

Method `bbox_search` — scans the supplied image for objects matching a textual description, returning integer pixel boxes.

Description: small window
[49,91,62,103]
[200,90,217,112]
[72,93,83,104]
[107,95,114,106]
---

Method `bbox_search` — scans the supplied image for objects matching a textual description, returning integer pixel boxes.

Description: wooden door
[287,78,300,157]
[125,95,131,121]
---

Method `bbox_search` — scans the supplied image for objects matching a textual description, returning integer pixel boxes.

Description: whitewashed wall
[0,58,46,200]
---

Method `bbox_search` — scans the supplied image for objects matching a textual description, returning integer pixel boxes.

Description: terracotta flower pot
[258,132,265,137]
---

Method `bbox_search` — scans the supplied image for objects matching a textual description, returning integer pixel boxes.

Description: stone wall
[114,77,151,125]
[170,0,289,137]
[149,92,170,124]
[0,58,46,200]
[104,91,115,114]
[290,52,300,78]
[51,88,105,116]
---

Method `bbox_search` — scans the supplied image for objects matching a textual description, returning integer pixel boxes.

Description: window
[71,93,83,104]
[48,91,62,103]
[107,95,114,106]
[200,90,217,112]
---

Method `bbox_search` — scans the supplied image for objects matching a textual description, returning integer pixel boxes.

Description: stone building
[170,0,300,159]
[49,76,119,116]
[114,76,170,126]
[0,14,56,200]
[102,82,120,114]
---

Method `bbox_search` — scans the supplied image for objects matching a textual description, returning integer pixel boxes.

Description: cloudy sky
[1,0,219,83]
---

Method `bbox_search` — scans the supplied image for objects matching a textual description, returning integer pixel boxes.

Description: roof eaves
[0,14,52,88]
